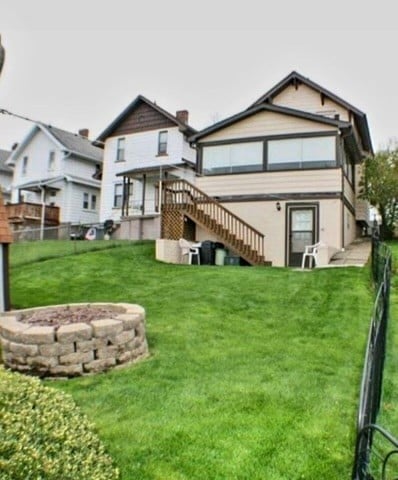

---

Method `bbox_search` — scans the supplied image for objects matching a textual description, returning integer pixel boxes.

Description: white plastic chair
[178,238,201,265]
[301,242,322,269]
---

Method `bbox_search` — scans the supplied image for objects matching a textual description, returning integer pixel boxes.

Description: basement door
[287,205,318,267]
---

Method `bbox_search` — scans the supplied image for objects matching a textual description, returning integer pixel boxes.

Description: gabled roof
[249,71,373,154]
[189,103,352,143]
[96,95,196,142]
[0,149,12,173]
[8,123,103,165]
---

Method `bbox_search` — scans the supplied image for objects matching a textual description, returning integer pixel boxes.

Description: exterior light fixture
[276,201,281,211]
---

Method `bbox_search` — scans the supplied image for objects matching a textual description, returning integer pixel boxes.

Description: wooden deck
[6,202,60,226]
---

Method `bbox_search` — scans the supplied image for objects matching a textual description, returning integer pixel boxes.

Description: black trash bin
[200,240,216,265]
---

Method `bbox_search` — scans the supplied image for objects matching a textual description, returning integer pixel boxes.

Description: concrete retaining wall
[0,303,148,378]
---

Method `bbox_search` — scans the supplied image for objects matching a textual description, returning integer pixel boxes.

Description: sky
[0,0,398,152]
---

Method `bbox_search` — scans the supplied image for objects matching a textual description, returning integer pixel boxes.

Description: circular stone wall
[0,303,148,378]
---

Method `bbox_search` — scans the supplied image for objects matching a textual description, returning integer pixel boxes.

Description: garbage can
[215,248,227,266]
[200,240,216,265]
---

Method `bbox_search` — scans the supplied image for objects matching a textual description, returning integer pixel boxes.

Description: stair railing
[161,179,265,262]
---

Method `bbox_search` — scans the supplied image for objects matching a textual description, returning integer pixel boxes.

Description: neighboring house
[97,95,196,239]
[161,71,373,267]
[0,149,13,204]
[6,124,103,227]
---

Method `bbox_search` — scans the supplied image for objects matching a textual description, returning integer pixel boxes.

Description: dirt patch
[18,306,120,330]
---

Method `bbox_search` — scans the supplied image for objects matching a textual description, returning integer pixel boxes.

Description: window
[83,192,89,209]
[91,194,97,210]
[48,151,55,171]
[116,138,125,162]
[158,131,168,155]
[114,184,123,208]
[202,142,263,175]
[267,136,336,170]
[22,156,28,175]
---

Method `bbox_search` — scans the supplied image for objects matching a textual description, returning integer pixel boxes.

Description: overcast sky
[0,0,397,152]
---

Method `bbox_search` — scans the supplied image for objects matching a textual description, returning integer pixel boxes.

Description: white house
[96,95,196,239]
[7,124,103,225]
[0,149,13,204]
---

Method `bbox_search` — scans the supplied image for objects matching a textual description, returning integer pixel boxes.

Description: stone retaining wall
[0,303,148,378]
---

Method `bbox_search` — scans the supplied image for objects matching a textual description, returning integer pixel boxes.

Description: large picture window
[202,142,263,175]
[268,136,336,170]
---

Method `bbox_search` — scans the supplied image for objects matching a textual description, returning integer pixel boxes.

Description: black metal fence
[352,233,396,479]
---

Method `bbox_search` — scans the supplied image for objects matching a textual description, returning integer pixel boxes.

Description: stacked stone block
[0,303,148,378]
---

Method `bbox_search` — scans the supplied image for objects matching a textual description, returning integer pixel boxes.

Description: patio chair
[301,242,322,269]
[178,238,201,265]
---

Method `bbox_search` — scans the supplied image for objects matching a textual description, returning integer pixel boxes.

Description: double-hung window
[116,138,125,162]
[114,184,123,208]
[48,151,55,171]
[22,156,28,175]
[91,195,97,210]
[83,192,89,209]
[158,131,168,155]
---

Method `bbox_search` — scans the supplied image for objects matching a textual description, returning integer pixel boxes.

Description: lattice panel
[161,208,185,240]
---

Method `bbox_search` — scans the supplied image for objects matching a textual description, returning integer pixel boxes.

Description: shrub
[0,367,119,479]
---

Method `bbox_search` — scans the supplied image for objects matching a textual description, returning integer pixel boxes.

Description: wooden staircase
[161,179,267,266]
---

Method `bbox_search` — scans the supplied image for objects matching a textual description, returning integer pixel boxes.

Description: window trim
[116,137,126,162]
[158,130,168,155]
[83,192,89,210]
[90,194,97,211]
[199,131,339,176]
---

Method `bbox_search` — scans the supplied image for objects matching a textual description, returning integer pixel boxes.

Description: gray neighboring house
[0,149,13,204]
[7,124,103,225]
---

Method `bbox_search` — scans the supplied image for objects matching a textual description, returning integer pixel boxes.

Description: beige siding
[344,206,357,246]
[199,111,337,142]
[343,176,355,208]
[273,84,350,121]
[197,198,342,266]
[196,169,342,197]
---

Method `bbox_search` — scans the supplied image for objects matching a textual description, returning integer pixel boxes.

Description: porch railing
[6,202,60,225]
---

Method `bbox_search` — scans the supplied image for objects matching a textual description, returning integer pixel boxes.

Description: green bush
[0,367,119,480]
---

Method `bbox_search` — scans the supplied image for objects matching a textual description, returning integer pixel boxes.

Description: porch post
[40,186,46,241]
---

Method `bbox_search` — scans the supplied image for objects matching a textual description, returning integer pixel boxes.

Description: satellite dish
[0,35,5,76]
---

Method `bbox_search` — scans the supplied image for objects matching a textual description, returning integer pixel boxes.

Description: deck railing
[352,232,396,479]
[6,202,60,224]
[161,179,265,265]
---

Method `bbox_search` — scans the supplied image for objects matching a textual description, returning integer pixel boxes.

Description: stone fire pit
[0,303,148,378]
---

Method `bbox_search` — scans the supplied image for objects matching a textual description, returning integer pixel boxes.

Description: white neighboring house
[7,124,103,225]
[97,95,196,239]
[0,149,13,204]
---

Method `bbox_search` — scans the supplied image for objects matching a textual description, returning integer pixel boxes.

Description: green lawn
[8,240,378,479]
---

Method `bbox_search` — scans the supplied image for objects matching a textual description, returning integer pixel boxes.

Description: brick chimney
[78,128,89,138]
[176,110,189,124]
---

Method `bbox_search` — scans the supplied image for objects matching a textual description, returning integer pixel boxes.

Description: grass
[8,240,377,479]
[10,239,133,267]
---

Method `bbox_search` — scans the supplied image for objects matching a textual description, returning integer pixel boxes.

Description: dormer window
[158,131,168,155]
[116,138,125,162]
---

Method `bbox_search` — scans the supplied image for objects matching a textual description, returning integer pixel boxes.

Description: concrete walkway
[327,238,371,267]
